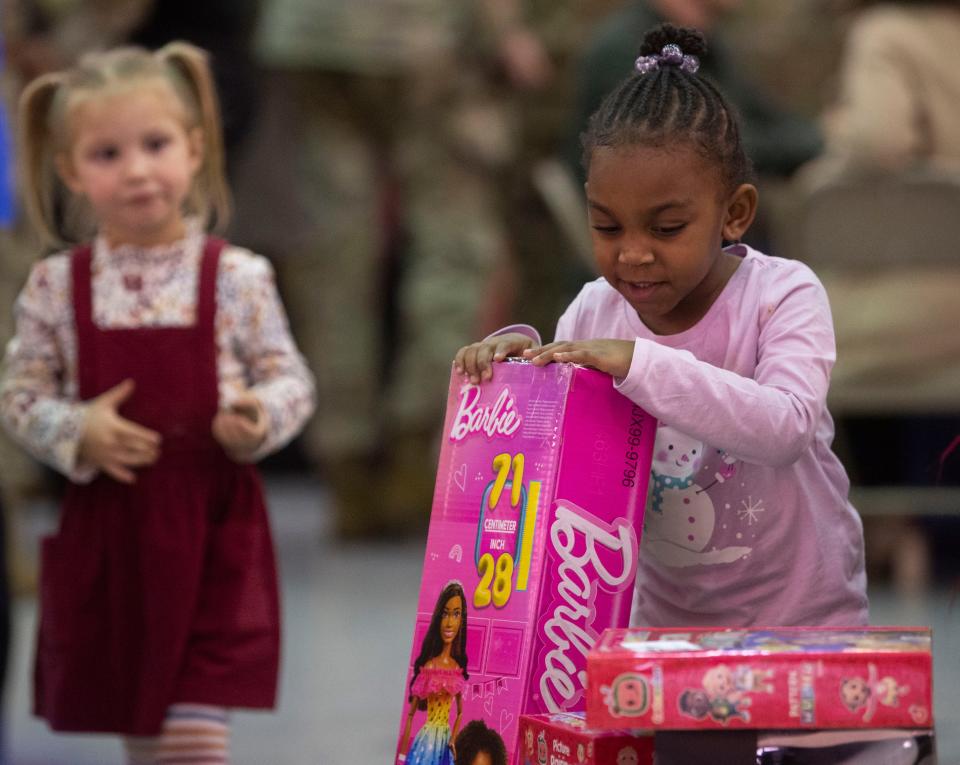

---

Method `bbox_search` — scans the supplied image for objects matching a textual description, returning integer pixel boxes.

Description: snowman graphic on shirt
[643,423,752,567]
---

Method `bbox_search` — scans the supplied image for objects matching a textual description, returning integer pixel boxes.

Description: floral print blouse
[0,222,315,482]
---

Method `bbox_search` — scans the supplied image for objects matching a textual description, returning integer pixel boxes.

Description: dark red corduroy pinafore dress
[35,239,280,735]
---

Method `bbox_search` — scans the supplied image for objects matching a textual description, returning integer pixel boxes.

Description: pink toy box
[586,627,933,731]
[518,713,653,765]
[395,361,656,764]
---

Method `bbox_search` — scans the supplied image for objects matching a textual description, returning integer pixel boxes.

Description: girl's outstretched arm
[523,338,635,380]
[554,275,836,468]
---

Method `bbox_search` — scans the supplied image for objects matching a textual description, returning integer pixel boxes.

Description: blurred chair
[798,170,960,419]
[796,169,960,591]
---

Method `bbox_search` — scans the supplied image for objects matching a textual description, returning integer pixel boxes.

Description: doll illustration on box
[537,730,548,765]
[521,727,536,765]
[678,663,773,725]
[840,663,910,722]
[617,746,640,765]
[453,719,507,765]
[399,581,469,765]
[678,688,751,725]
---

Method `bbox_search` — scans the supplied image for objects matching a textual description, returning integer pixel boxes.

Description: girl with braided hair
[456,23,868,629]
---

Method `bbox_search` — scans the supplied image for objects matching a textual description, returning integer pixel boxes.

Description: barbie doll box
[395,360,656,764]
[586,627,933,731]
[518,712,653,765]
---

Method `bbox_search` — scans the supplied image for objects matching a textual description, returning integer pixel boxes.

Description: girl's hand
[212,392,268,462]
[523,339,635,380]
[78,379,162,484]
[454,332,538,383]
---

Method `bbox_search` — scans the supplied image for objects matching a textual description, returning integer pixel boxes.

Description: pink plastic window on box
[395,361,656,764]
[586,626,933,731]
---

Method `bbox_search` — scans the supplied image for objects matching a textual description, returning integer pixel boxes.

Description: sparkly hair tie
[634,43,700,75]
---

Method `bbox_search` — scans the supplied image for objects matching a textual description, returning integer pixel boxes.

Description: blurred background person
[249,0,552,540]
[792,0,960,594]
[0,0,264,609]
[563,0,824,253]
[802,0,960,183]
[3,0,260,174]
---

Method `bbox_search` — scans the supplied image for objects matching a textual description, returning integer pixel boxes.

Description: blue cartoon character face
[602,673,651,717]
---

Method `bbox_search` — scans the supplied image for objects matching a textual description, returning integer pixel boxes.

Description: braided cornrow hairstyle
[582,23,754,193]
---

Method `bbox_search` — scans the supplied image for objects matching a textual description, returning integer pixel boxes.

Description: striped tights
[123,704,230,764]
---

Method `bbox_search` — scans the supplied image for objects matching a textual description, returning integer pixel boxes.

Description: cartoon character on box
[453,720,507,765]
[678,688,751,725]
[617,747,640,765]
[678,663,775,725]
[704,664,775,699]
[398,581,469,765]
[644,424,747,568]
[537,730,548,765]
[840,663,911,722]
[522,726,536,765]
[601,673,651,718]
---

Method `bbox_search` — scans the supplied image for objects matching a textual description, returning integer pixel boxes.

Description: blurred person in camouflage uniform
[567,0,823,182]
[254,0,551,539]
[563,0,823,254]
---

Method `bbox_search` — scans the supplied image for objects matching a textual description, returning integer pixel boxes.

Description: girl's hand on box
[212,392,268,461]
[78,379,162,484]
[523,339,635,380]
[454,333,538,383]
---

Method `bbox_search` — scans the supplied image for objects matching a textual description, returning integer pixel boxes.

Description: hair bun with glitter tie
[634,23,707,75]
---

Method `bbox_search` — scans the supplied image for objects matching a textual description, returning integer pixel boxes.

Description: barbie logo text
[538,500,638,712]
[448,384,522,442]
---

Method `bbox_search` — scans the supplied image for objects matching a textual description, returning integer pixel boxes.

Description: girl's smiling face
[586,142,756,335]
[57,79,202,248]
[440,594,463,646]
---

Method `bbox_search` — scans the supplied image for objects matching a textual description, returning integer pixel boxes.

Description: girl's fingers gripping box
[518,712,654,765]
[395,361,656,764]
[586,627,933,731]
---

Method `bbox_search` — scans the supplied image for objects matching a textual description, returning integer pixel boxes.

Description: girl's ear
[188,126,204,174]
[721,183,758,242]
[55,153,82,195]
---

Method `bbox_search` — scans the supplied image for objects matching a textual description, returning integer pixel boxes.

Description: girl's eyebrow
[587,198,693,215]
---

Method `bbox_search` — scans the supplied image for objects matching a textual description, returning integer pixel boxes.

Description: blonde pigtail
[18,73,70,247]
[157,42,231,232]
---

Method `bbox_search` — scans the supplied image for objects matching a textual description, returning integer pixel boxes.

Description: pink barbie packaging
[586,627,933,731]
[395,361,656,764]
[518,713,653,765]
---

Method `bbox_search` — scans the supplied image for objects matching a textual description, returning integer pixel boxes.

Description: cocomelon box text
[396,361,656,764]
[586,627,933,731]
[518,712,653,765]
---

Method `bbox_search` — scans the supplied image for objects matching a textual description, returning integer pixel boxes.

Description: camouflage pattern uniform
[254,0,519,536]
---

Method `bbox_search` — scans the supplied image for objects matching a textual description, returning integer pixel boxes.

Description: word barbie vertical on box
[396,360,656,764]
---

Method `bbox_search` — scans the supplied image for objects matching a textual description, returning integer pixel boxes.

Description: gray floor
[5,476,959,764]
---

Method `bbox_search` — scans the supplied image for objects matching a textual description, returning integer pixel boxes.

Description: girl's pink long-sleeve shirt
[516,244,868,628]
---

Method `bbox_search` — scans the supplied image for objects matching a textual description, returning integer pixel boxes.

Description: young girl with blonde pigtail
[1,42,315,763]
